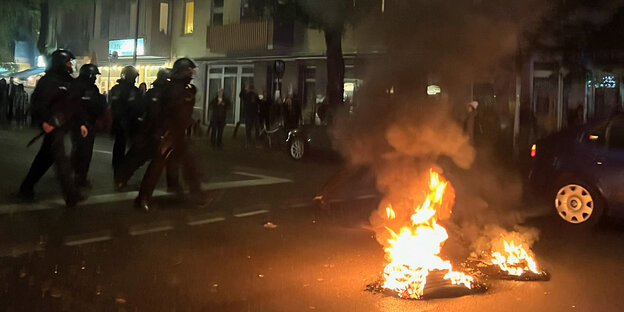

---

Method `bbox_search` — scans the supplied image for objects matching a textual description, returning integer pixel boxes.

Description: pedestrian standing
[282,95,301,132]
[463,100,479,145]
[114,68,180,193]
[17,49,87,207]
[70,64,107,188]
[138,82,147,96]
[14,84,27,127]
[209,88,229,149]
[243,84,260,148]
[7,77,15,123]
[258,90,270,130]
[135,58,216,212]
[110,66,143,179]
[0,79,7,127]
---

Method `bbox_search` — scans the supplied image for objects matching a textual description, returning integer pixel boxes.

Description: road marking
[234,209,269,218]
[64,231,113,246]
[129,222,175,236]
[356,194,377,200]
[94,149,112,155]
[187,217,226,226]
[0,171,291,215]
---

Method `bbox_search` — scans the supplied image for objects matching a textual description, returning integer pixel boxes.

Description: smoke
[470,225,541,262]
[326,0,553,254]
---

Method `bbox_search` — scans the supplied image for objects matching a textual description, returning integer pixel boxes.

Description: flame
[381,170,474,299]
[491,240,540,276]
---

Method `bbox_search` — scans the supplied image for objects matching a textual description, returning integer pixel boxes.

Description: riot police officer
[110,65,143,178]
[17,49,87,207]
[114,68,179,192]
[135,58,214,212]
[70,64,107,188]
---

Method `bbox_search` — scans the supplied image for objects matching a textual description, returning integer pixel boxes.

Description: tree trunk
[36,0,49,55]
[324,26,344,123]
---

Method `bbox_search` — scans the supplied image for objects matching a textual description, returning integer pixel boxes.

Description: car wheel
[289,138,305,160]
[554,181,604,226]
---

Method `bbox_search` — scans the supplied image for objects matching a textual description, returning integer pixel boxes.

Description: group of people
[0,77,29,127]
[208,83,302,149]
[16,49,215,212]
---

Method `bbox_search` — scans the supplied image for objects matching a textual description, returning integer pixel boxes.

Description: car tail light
[530,144,536,158]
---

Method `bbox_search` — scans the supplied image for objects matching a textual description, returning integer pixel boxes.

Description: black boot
[134,197,151,213]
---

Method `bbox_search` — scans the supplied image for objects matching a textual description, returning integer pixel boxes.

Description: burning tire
[554,179,604,226]
[289,137,305,160]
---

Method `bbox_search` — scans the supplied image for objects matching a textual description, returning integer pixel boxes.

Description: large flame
[381,170,474,299]
[491,240,540,276]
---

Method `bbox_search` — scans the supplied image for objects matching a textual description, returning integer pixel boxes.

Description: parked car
[286,124,336,160]
[529,114,624,226]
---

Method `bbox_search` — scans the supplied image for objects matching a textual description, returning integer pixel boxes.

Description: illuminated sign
[109,38,145,57]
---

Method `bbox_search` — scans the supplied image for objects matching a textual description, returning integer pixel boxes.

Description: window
[100,5,110,38]
[159,2,169,34]
[212,0,224,26]
[184,1,194,34]
[240,0,255,20]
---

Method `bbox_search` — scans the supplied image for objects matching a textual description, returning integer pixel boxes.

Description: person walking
[17,49,87,207]
[134,58,215,212]
[209,88,229,149]
[114,68,180,193]
[110,66,143,179]
[69,64,107,189]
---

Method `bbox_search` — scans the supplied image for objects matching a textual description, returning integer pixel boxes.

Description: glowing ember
[381,170,475,299]
[491,240,540,276]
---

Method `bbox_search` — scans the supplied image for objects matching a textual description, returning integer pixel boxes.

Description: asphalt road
[0,127,623,311]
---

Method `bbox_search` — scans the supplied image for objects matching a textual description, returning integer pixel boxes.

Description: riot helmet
[170,58,196,82]
[120,66,139,83]
[78,64,100,83]
[48,49,76,74]
[152,68,171,86]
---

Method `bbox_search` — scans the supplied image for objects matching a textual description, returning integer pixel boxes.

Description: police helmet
[48,49,76,74]
[153,68,171,85]
[120,66,139,82]
[171,58,196,81]
[79,64,100,81]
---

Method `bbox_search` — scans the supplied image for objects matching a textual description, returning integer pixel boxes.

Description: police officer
[135,58,214,212]
[17,49,87,207]
[70,64,107,188]
[114,68,179,192]
[110,65,143,178]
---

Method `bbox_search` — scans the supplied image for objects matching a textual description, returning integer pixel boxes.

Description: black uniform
[115,78,179,190]
[110,79,143,176]
[18,70,84,206]
[69,77,107,187]
[135,77,201,210]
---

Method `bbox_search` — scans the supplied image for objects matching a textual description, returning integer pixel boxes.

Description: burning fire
[382,170,475,299]
[491,240,540,276]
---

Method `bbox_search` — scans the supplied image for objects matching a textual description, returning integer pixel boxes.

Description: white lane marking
[129,224,175,236]
[94,149,112,155]
[356,194,377,200]
[0,243,44,258]
[233,210,269,218]
[0,171,291,215]
[187,217,226,226]
[64,231,113,246]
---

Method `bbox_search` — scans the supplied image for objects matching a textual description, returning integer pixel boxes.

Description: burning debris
[366,171,548,300]
[375,170,483,299]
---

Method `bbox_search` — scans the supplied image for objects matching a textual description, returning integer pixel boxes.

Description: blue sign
[109,38,145,57]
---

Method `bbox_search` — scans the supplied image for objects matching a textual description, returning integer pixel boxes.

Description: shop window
[184,1,194,34]
[159,2,169,35]
[242,66,254,74]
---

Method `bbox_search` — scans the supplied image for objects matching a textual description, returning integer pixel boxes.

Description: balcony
[207,20,294,53]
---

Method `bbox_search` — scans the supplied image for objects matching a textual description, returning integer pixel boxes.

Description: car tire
[289,137,305,160]
[553,178,605,226]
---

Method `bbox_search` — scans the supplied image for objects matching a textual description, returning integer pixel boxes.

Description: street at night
[0,128,622,311]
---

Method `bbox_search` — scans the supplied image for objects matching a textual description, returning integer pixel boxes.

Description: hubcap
[555,184,594,224]
[290,140,304,159]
